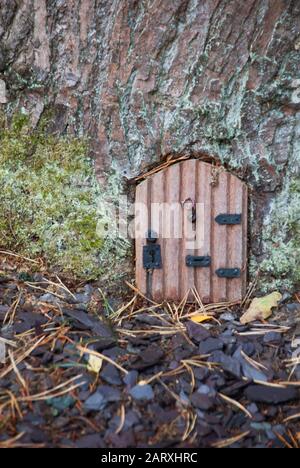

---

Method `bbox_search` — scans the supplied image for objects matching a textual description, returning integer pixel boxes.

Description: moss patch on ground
[0,113,129,279]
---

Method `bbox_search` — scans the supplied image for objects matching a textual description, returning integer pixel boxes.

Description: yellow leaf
[240,292,282,325]
[191,315,213,324]
[87,354,103,374]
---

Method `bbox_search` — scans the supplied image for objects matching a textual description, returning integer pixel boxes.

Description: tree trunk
[0,0,299,290]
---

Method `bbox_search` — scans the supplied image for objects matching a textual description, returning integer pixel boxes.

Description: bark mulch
[0,253,299,448]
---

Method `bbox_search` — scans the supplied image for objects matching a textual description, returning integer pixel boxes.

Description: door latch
[143,231,162,269]
[182,198,197,223]
[186,255,211,267]
[216,268,241,278]
[215,214,242,225]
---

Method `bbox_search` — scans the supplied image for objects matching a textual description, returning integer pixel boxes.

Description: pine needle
[219,393,253,419]
[76,345,128,375]
[0,336,45,379]
[283,413,300,423]
[212,431,250,448]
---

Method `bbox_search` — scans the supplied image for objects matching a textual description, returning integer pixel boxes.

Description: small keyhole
[150,249,155,264]
[192,207,197,223]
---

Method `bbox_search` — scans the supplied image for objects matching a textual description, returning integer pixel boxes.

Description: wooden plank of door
[211,172,228,303]
[180,159,197,301]
[195,161,212,303]
[151,170,165,302]
[242,183,248,296]
[227,174,247,301]
[135,179,149,296]
[164,164,181,301]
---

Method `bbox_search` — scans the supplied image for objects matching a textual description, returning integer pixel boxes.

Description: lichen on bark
[251,177,300,290]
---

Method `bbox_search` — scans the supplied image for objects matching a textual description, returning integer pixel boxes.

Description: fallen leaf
[87,354,103,374]
[191,314,214,324]
[240,292,282,325]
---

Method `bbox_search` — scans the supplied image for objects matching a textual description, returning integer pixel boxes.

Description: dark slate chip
[197,384,216,398]
[241,362,268,382]
[233,347,268,382]
[152,407,179,424]
[62,309,116,340]
[135,313,164,326]
[210,351,241,379]
[105,430,136,448]
[284,303,300,313]
[78,390,91,402]
[13,311,48,334]
[186,321,211,343]
[196,422,214,437]
[23,413,46,426]
[46,395,75,412]
[119,410,140,430]
[76,434,104,448]
[171,333,191,348]
[199,338,223,354]
[98,385,121,402]
[31,346,49,357]
[252,413,265,423]
[180,376,193,394]
[247,403,259,415]
[141,343,164,364]
[16,424,49,444]
[220,330,236,347]
[193,366,210,381]
[129,384,154,401]
[0,305,9,320]
[173,346,194,361]
[263,332,282,344]
[102,346,126,359]
[244,385,298,404]
[101,363,122,385]
[205,373,226,389]
[250,422,272,433]
[240,342,256,357]
[227,413,247,430]
[84,392,105,411]
[219,313,235,322]
[190,392,214,410]
[177,389,189,407]
[264,406,278,418]
[71,292,92,305]
[130,343,165,370]
[123,370,139,388]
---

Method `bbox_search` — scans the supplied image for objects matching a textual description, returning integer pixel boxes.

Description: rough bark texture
[0,0,299,290]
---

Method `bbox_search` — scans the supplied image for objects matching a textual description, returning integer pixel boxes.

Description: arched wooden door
[135,160,247,303]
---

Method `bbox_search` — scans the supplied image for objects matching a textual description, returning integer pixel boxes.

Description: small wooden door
[135,160,247,303]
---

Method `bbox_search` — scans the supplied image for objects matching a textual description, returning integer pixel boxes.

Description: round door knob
[146,230,158,243]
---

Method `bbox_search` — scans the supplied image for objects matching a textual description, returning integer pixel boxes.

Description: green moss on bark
[0,113,129,279]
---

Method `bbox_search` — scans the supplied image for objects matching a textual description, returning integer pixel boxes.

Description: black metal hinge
[143,245,162,269]
[216,268,241,278]
[215,214,242,225]
[186,255,211,267]
[143,231,162,269]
